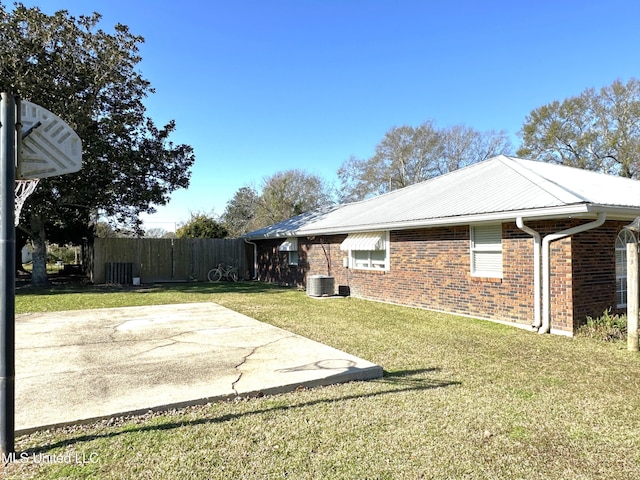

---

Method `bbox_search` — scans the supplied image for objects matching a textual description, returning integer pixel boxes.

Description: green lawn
[6,282,640,479]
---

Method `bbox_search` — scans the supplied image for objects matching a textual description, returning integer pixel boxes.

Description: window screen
[471,224,502,278]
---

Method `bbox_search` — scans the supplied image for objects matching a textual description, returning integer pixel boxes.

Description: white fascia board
[244,229,298,240]
[295,205,594,236]
[249,204,640,240]
[582,204,640,220]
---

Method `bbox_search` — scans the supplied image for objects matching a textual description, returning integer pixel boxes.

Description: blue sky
[14,0,640,232]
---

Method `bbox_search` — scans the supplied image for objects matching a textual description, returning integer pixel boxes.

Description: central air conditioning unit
[306,275,335,297]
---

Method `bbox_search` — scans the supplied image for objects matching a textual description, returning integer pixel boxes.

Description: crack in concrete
[231,346,258,396]
[19,337,145,350]
[230,335,297,396]
[20,319,253,351]
[133,339,179,357]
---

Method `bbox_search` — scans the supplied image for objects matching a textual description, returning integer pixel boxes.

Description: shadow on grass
[15,281,290,297]
[18,368,460,456]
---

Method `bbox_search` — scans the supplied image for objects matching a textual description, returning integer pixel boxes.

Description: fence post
[628,242,639,352]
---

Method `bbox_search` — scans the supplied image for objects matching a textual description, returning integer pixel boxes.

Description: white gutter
[539,212,607,334]
[247,205,640,241]
[291,205,595,238]
[243,238,258,280]
[516,218,541,330]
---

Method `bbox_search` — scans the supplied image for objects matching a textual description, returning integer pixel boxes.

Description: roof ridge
[498,155,587,204]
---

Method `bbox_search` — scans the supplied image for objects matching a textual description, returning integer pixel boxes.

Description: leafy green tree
[257,169,335,225]
[221,185,260,237]
[223,170,335,234]
[338,121,511,202]
[176,213,228,239]
[517,78,640,178]
[0,3,195,284]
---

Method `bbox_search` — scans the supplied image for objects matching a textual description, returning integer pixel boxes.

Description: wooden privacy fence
[90,238,250,284]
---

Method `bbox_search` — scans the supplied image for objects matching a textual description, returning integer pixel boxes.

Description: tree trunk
[29,214,49,287]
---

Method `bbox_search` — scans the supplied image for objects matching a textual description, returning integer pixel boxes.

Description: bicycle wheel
[207,268,222,282]
[230,270,238,282]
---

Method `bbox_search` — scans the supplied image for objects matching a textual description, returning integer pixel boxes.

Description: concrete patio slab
[15,302,383,434]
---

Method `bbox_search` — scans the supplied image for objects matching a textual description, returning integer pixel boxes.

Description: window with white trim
[340,231,389,271]
[616,229,637,307]
[278,237,298,266]
[470,224,502,278]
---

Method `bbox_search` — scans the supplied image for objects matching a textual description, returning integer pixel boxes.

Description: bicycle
[207,263,239,282]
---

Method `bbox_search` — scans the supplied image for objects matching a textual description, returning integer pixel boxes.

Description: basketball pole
[0,92,16,456]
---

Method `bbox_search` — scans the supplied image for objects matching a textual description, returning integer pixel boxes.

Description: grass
[6,282,640,479]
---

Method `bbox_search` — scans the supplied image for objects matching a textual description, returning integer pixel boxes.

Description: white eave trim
[295,205,596,237]
[246,204,640,240]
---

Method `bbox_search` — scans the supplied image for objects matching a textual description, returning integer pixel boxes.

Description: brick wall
[292,225,538,328]
[571,221,628,325]
[534,219,627,332]
[254,219,628,334]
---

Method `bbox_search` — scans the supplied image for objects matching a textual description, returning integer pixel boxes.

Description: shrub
[46,243,78,264]
[577,309,628,342]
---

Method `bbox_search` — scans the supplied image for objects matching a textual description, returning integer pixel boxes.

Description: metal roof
[245,155,640,239]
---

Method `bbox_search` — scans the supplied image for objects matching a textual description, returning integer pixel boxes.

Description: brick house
[244,156,640,336]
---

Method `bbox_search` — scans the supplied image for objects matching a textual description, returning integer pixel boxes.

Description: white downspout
[539,212,607,334]
[516,218,541,330]
[244,238,258,280]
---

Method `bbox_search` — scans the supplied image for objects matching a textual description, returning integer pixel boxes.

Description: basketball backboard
[18,100,82,180]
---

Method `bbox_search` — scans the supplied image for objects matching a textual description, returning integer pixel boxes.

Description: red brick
[254,220,630,334]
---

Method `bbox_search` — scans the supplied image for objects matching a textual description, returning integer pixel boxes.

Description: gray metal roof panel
[245,156,640,239]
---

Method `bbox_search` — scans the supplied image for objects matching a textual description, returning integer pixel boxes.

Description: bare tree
[144,227,168,238]
[338,121,512,202]
[518,78,640,178]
